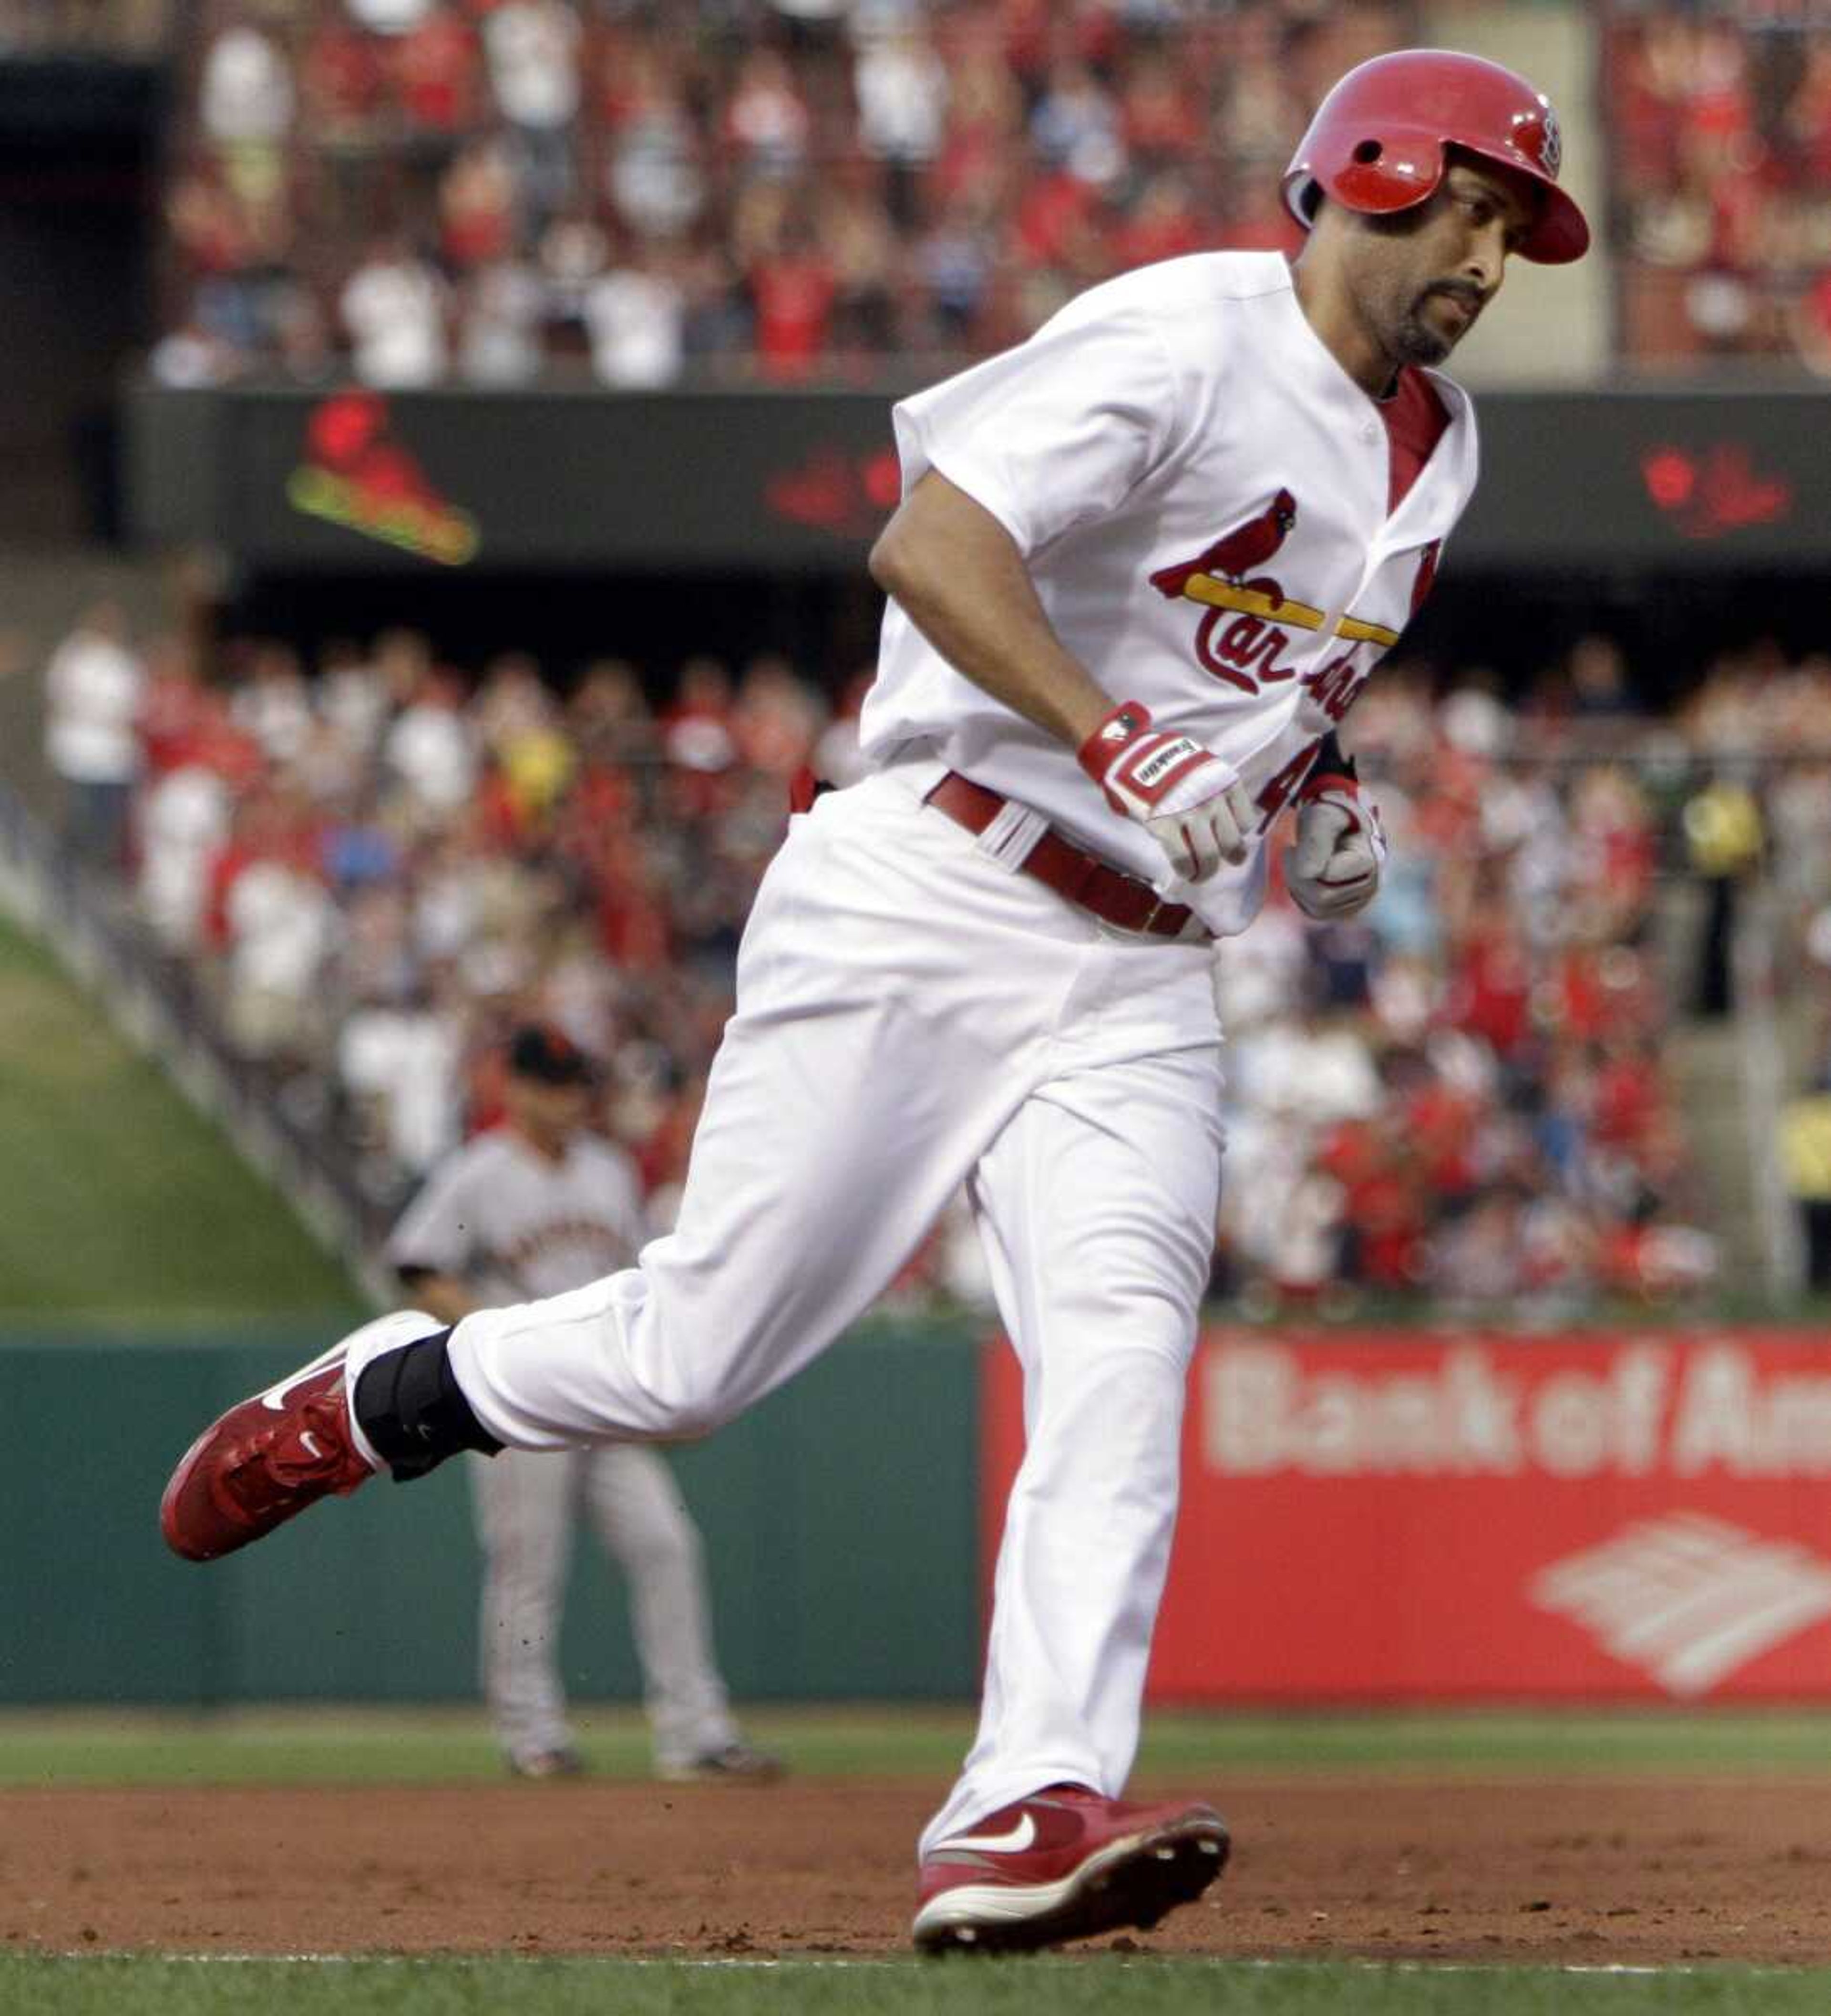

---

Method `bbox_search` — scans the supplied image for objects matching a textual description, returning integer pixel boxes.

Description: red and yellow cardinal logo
[288,391,479,566]
[1150,488,1400,698]
[1150,488,1298,608]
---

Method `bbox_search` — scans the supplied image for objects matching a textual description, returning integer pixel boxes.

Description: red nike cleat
[912,1783,1230,1954]
[159,1311,434,1562]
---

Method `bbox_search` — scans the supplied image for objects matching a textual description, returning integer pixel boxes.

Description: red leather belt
[924,771,1210,943]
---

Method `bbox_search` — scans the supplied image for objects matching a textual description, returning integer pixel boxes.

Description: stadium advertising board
[981,1330,1831,1701]
[128,384,1824,572]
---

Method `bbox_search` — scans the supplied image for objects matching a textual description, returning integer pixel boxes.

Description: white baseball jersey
[387,1127,645,1304]
[861,249,1479,934]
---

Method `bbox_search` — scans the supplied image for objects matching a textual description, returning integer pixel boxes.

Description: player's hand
[1077,700,1257,884]
[1284,773,1388,921]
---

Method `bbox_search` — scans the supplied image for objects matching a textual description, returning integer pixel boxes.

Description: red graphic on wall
[289,391,479,565]
[764,444,901,538]
[1640,442,1793,541]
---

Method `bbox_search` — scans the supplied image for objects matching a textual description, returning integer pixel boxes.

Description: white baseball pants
[469,1444,739,1773]
[445,768,1225,1848]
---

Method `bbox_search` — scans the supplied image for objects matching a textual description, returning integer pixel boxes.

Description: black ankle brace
[353,1328,504,1481]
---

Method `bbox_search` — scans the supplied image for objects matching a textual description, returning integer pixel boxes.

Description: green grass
[0,915,362,1322]
[5,1705,1831,1789]
[5,1956,1831,2016]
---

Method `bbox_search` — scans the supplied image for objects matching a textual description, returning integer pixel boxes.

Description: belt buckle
[1138,895,1165,937]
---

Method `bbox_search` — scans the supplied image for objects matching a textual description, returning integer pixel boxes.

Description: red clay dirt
[5,1775,1830,1965]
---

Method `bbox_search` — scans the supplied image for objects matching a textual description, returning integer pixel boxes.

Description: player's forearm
[869,473,1112,749]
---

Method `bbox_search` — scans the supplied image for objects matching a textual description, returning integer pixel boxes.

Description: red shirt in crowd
[751,253,836,381]
[393,6,480,131]
[302,19,385,127]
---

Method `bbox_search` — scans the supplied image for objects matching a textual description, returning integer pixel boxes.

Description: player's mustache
[1424,280,1487,316]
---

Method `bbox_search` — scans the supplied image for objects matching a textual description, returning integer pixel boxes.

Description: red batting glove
[1077,700,1257,884]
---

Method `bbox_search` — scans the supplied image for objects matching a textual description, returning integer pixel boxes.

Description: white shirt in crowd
[854,34,948,162]
[385,699,478,812]
[460,262,548,385]
[585,268,685,389]
[200,26,294,145]
[44,626,144,785]
[226,862,338,998]
[342,0,431,32]
[340,1004,464,1175]
[319,660,391,754]
[138,765,231,952]
[607,110,704,238]
[231,674,315,766]
[484,1,581,129]
[341,256,449,389]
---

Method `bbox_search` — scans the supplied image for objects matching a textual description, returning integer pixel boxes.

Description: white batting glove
[1284,774,1388,921]
[1077,700,1257,884]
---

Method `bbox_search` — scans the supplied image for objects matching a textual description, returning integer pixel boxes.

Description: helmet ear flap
[1333,132,1447,218]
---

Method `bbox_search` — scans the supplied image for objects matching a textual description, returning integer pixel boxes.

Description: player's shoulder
[1056,250,1295,329]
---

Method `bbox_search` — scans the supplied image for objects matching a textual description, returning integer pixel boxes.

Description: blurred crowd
[54,0,1831,382]
[0,0,171,55]
[154,0,1409,389]
[44,607,863,1238]
[1214,643,1812,1320]
[49,604,1831,1311]
[1608,6,1831,371]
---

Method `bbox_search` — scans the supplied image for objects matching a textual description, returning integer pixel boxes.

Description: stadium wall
[1,1319,979,1707]
[21,1317,1831,1709]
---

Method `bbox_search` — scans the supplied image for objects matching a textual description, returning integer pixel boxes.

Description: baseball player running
[163,51,1587,1953]
[386,1023,780,1785]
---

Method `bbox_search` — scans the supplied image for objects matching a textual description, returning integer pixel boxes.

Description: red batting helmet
[1283,49,1590,265]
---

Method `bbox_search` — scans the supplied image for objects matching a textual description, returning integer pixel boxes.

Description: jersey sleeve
[891,294,1180,557]
[386,1154,482,1279]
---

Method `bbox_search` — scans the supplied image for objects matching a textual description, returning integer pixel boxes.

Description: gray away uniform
[387,1127,741,1773]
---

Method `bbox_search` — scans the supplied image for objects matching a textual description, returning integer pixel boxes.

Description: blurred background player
[388,1020,781,1786]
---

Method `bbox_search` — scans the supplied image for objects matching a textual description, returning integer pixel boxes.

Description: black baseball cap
[506,1023,598,1087]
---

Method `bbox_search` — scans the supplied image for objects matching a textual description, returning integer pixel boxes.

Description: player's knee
[620,1519,703,1578]
[1046,1329,1190,1432]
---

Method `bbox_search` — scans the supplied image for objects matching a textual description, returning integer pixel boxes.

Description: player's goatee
[1396,311,1453,366]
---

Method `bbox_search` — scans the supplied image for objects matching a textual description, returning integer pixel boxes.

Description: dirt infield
[6,1776,1830,1965]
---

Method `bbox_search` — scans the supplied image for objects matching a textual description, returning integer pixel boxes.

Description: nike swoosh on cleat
[260,1352,342,1412]
[932,1814,1037,1855]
